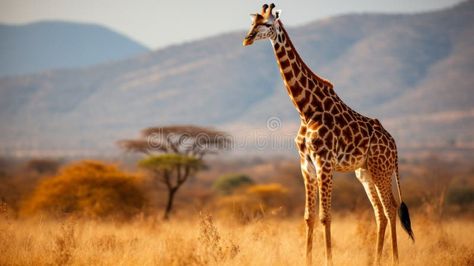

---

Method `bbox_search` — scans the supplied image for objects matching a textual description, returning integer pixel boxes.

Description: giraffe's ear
[249,14,257,21]
[274,10,282,20]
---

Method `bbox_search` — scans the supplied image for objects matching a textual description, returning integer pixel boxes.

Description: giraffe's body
[244,4,413,266]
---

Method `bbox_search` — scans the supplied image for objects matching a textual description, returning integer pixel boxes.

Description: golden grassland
[1,212,473,266]
[1,157,473,265]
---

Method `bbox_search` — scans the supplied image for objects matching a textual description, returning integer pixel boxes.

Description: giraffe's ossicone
[243,3,414,266]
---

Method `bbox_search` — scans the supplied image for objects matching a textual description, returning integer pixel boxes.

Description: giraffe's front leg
[300,154,318,266]
[315,158,334,266]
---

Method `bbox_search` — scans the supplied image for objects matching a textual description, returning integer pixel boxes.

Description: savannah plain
[1,155,473,266]
[1,1,473,265]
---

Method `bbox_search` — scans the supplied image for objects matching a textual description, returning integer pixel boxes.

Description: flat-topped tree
[138,154,203,219]
[119,125,231,158]
[118,125,231,219]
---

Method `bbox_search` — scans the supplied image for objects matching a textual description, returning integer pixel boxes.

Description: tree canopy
[213,174,254,195]
[118,125,231,158]
[138,154,203,190]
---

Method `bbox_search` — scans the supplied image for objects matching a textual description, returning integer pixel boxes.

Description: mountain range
[0,21,149,77]
[0,1,472,157]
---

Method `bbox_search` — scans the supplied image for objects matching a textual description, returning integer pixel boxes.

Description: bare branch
[117,139,150,154]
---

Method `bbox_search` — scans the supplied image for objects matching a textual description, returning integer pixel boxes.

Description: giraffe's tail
[399,202,414,241]
[395,161,415,242]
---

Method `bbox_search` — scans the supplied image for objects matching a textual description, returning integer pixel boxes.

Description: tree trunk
[163,188,178,220]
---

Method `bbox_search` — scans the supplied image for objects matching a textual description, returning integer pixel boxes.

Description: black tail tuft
[399,201,415,241]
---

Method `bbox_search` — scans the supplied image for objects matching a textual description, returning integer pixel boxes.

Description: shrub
[216,183,289,222]
[21,160,147,220]
[25,158,61,174]
[212,174,254,195]
[447,187,474,209]
[246,183,288,206]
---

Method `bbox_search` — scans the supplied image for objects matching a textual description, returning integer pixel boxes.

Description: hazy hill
[0,1,472,156]
[0,21,149,77]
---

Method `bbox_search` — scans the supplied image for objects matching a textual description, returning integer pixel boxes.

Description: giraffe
[243,4,414,266]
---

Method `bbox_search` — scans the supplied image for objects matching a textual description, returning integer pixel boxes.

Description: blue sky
[0,0,464,49]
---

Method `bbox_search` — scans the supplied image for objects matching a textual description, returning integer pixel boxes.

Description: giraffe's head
[243,3,281,46]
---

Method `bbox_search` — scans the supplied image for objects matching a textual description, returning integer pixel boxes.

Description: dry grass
[1,210,473,266]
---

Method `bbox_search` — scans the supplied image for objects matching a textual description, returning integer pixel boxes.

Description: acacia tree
[118,125,231,219]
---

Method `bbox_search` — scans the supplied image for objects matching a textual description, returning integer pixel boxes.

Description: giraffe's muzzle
[243,32,256,46]
[243,38,254,46]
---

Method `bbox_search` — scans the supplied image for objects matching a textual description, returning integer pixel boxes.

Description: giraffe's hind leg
[371,172,399,265]
[356,168,387,265]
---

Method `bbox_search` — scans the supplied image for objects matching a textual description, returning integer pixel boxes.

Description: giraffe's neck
[271,21,337,121]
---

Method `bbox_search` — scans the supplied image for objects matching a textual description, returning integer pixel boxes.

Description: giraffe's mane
[277,20,334,89]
